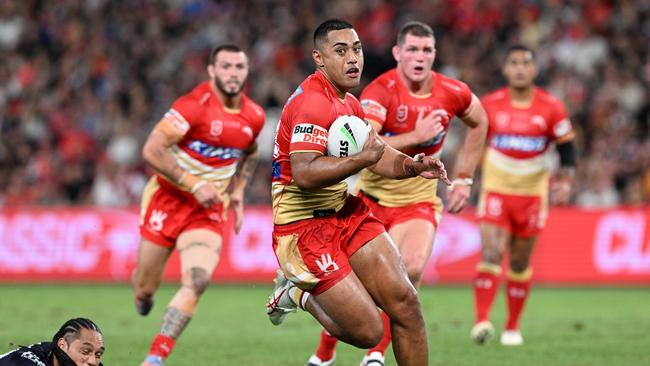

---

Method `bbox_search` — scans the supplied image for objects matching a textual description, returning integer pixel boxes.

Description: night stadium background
[0,1,649,365]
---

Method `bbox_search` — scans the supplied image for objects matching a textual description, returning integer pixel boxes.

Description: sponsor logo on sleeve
[165,109,191,134]
[291,123,328,147]
[553,118,572,137]
[360,99,387,121]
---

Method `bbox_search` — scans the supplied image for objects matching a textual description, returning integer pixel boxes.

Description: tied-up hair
[52,318,103,366]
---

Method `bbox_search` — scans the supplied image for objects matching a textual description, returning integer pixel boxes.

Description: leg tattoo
[160,307,192,339]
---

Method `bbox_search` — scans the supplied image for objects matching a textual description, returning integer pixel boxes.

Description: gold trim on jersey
[139,177,160,225]
[272,181,348,225]
[170,145,238,181]
[355,170,438,207]
[275,233,319,290]
[354,151,442,207]
[481,148,549,196]
[222,106,242,114]
[408,91,432,99]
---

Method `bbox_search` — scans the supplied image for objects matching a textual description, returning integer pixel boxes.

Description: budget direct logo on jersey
[291,123,328,147]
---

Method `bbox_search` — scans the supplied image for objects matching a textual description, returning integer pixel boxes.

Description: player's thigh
[509,235,537,271]
[389,218,436,271]
[479,223,511,265]
[314,270,383,334]
[135,239,173,281]
[349,232,417,313]
[176,228,223,279]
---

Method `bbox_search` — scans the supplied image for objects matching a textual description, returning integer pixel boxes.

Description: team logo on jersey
[242,126,253,139]
[291,123,328,147]
[396,104,408,123]
[531,115,547,130]
[210,120,224,137]
[315,253,339,274]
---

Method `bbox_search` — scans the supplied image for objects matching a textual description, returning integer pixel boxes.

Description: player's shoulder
[241,94,266,121]
[480,88,508,104]
[435,72,468,91]
[174,81,212,109]
[293,75,333,107]
[535,87,564,106]
[367,69,399,91]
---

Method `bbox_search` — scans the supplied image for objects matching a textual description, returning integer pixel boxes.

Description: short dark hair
[504,44,536,61]
[53,318,102,345]
[397,21,434,45]
[209,44,243,65]
[313,19,354,48]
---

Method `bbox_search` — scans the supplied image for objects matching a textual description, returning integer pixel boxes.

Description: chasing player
[471,45,576,346]
[132,44,265,365]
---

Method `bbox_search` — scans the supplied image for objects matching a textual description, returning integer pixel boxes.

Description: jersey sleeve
[548,100,574,141]
[289,93,331,154]
[360,81,389,126]
[455,81,474,117]
[163,95,201,135]
[250,104,266,140]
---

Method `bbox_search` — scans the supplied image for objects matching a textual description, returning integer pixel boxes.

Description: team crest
[396,104,408,123]
[242,126,253,138]
[210,120,224,136]
[531,115,547,130]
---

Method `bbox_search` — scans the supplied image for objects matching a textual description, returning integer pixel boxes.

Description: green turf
[0,285,648,365]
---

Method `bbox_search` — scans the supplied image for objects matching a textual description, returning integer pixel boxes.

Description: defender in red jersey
[266,20,451,366]
[132,45,265,366]
[308,21,488,366]
[471,45,576,346]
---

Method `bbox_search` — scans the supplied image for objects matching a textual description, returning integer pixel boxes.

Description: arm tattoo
[160,307,192,338]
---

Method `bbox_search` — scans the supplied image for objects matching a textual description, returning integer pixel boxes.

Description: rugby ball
[327,115,371,157]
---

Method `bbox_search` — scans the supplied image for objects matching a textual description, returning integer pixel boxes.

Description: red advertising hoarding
[0,207,649,285]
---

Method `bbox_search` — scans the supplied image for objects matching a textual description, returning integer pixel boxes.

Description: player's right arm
[142,117,221,208]
[291,134,385,190]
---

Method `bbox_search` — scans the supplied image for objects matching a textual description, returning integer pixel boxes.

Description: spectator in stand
[0,0,648,206]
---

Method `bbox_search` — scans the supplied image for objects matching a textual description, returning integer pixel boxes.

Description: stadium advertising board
[0,207,649,284]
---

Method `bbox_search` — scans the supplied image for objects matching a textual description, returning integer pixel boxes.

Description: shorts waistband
[359,190,380,202]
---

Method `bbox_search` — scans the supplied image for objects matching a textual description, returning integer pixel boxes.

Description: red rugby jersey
[272,71,364,225]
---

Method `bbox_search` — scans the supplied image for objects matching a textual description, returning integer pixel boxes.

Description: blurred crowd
[1,0,648,207]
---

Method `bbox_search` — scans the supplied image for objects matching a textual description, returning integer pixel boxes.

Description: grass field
[0,284,648,366]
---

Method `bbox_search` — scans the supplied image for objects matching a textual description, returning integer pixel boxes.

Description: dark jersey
[0,342,54,366]
[0,342,103,366]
